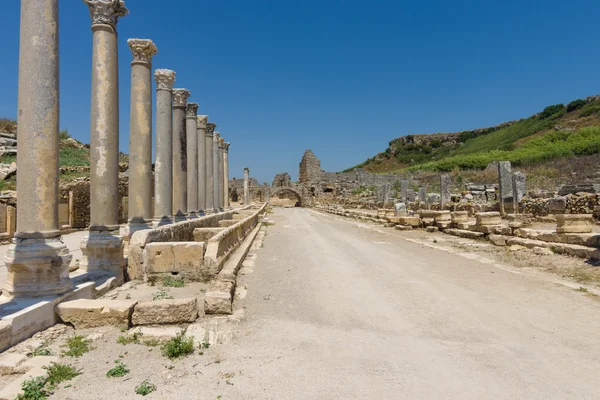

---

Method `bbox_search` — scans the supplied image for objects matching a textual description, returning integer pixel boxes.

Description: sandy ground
[5,208,600,399]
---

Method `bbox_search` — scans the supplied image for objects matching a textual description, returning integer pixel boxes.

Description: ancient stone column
[126,39,157,235]
[205,123,216,213]
[218,137,225,210]
[440,174,451,207]
[400,180,409,204]
[223,142,230,209]
[80,0,128,278]
[3,0,73,297]
[152,69,175,227]
[172,89,190,222]
[213,132,221,212]
[244,168,250,206]
[197,115,208,214]
[185,102,199,219]
[497,161,513,216]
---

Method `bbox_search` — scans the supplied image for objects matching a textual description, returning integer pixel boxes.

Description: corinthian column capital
[206,123,216,136]
[83,0,128,30]
[224,142,231,151]
[172,89,191,108]
[154,69,175,91]
[127,39,157,65]
[213,131,220,142]
[186,102,199,117]
[197,115,208,129]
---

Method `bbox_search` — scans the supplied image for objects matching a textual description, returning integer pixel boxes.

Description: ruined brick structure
[299,150,321,184]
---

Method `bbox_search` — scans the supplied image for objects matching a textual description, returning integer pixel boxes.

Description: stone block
[488,234,507,246]
[475,212,501,226]
[451,211,469,223]
[398,216,420,227]
[218,219,238,227]
[548,197,567,214]
[472,225,503,234]
[444,229,484,239]
[456,223,472,230]
[394,202,407,217]
[0,353,27,375]
[556,214,593,233]
[426,226,439,233]
[433,211,451,222]
[145,242,207,282]
[132,298,198,325]
[395,225,413,231]
[56,299,137,329]
[193,228,223,242]
[0,356,59,400]
[204,281,235,315]
[0,321,11,353]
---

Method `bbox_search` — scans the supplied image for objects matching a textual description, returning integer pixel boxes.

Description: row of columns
[4,0,232,298]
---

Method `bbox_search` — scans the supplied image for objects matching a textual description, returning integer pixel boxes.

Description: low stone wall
[128,211,238,281]
[204,204,267,276]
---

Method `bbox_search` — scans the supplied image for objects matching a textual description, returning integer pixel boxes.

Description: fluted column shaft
[213,132,221,211]
[205,123,216,213]
[223,143,230,209]
[127,39,156,233]
[80,0,128,277]
[152,69,175,226]
[172,89,190,222]
[3,0,72,297]
[197,116,208,213]
[185,103,199,218]
[244,167,250,206]
[218,138,225,210]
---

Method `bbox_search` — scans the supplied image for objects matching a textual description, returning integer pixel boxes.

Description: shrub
[539,104,565,120]
[567,99,586,112]
[61,335,91,357]
[580,104,600,118]
[161,276,185,288]
[135,380,156,396]
[16,376,48,400]
[45,363,80,388]
[106,360,129,378]
[58,129,71,140]
[161,330,194,359]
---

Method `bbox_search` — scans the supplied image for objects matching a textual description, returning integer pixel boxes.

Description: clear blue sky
[0,0,598,183]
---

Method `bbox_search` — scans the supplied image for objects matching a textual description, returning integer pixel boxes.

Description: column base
[152,216,173,228]
[187,211,199,219]
[121,221,151,238]
[2,236,73,298]
[79,230,125,283]
[197,209,206,217]
[173,213,188,223]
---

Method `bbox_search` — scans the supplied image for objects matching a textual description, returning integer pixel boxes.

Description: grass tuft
[106,360,130,378]
[61,335,91,357]
[161,330,194,359]
[135,380,156,396]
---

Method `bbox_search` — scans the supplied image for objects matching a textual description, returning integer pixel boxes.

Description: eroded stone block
[556,214,593,233]
[145,242,207,282]
[56,299,137,329]
[204,281,235,315]
[132,298,198,325]
[475,212,501,226]
[193,228,224,242]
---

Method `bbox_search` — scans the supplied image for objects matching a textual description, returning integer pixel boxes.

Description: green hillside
[346,96,600,173]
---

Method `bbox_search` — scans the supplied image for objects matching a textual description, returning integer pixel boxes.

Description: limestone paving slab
[131,297,198,326]
[56,299,137,329]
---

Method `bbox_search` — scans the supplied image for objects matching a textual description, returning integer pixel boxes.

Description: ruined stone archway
[270,187,303,207]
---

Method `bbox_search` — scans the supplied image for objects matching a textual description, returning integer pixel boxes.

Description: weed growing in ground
[576,287,589,293]
[135,380,156,396]
[152,288,174,300]
[162,276,185,287]
[27,344,53,357]
[161,330,194,359]
[106,360,130,378]
[61,336,91,357]
[143,338,161,347]
[45,363,80,388]
[16,376,48,400]
[117,331,141,345]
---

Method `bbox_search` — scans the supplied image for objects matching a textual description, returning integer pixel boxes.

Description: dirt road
[209,207,600,399]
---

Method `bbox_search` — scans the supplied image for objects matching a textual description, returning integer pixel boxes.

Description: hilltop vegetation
[346,96,600,175]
